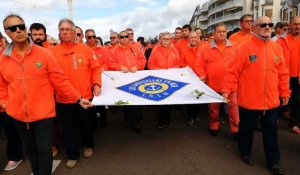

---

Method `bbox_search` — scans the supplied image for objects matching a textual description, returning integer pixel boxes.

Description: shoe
[52,146,58,157]
[241,155,255,166]
[269,164,285,175]
[157,124,166,129]
[132,124,142,133]
[289,126,300,135]
[186,119,194,126]
[232,132,239,140]
[66,159,78,169]
[4,159,22,171]
[83,148,93,158]
[209,129,219,137]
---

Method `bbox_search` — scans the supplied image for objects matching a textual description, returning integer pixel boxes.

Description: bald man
[222,16,289,175]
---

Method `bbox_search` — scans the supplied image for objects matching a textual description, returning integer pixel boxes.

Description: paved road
[0,105,299,175]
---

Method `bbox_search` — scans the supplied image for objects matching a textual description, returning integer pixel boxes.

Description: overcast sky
[0,0,208,42]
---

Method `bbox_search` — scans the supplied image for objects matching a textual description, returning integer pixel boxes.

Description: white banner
[92,67,223,105]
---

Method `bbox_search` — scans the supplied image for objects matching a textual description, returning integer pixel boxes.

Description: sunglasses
[87,35,96,39]
[257,23,274,28]
[76,33,82,37]
[5,24,26,32]
[119,35,129,39]
[283,28,289,31]
[110,37,116,39]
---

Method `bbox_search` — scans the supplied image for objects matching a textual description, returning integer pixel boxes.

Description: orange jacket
[195,40,238,92]
[180,43,203,71]
[109,43,146,70]
[222,35,290,110]
[0,41,80,122]
[229,31,253,45]
[42,41,52,49]
[51,43,101,103]
[147,44,182,69]
[276,33,300,77]
[92,46,112,71]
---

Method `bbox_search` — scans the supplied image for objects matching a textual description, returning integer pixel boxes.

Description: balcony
[208,0,243,16]
[264,0,273,5]
[209,11,243,26]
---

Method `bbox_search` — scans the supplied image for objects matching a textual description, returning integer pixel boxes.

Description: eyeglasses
[5,24,26,32]
[127,33,133,35]
[283,28,289,31]
[87,35,96,39]
[119,35,129,39]
[50,43,58,46]
[110,37,116,39]
[256,23,274,28]
[76,33,82,37]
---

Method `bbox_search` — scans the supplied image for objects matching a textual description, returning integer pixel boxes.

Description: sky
[0,0,208,42]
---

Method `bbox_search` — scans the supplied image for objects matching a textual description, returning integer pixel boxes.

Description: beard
[33,39,43,47]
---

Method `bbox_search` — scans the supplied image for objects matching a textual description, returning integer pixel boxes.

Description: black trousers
[15,117,53,175]
[0,112,22,161]
[238,106,280,166]
[158,105,172,125]
[123,106,141,126]
[56,102,93,160]
[289,77,300,127]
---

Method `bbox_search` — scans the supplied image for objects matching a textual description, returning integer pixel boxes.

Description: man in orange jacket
[0,14,92,175]
[276,16,300,135]
[222,16,290,175]
[29,23,51,48]
[180,31,204,126]
[229,14,253,45]
[51,18,102,168]
[195,23,239,137]
[147,32,182,129]
[110,30,146,132]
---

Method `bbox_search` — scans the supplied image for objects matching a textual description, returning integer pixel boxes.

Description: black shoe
[241,155,255,166]
[186,119,194,126]
[232,132,239,140]
[209,129,219,137]
[269,164,285,175]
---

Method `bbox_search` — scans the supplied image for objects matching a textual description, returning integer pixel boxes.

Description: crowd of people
[0,13,299,175]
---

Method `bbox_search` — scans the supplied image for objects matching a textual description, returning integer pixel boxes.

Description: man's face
[253,17,273,38]
[110,33,118,44]
[182,28,190,38]
[290,17,300,36]
[85,31,96,46]
[31,29,46,46]
[118,32,130,46]
[4,16,27,43]
[188,32,200,47]
[240,16,253,31]
[126,30,134,41]
[277,27,289,35]
[214,26,227,42]
[75,28,83,43]
[161,34,171,47]
[59,22,76,44]
[175,29,182,39]
[195,29,202,37]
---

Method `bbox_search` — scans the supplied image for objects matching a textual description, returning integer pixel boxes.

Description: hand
[1,103,6,110]
[121,66,129,73]
[222,93,229,103]
[281,97,289,106]
[200,76,205,82]
[130,66,137,73]
[93,84,101,96]
[79,98,93,109]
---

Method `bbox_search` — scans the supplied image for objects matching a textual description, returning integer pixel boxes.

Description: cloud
[0,0,208,42]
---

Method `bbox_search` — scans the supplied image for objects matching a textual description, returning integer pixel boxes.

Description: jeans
[238,106,280,166]
[15,117,53,175]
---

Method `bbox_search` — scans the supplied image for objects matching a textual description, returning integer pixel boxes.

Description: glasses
[119,35,129,39]
[50,43,58,46]
[127,33,133,35]
[110,37,116,39]
[283,28,289,31]
[243,20,253,23]
[256,23,274,28]
[5,24,26,32]
[87,35,96,39]
[76,33,82,37]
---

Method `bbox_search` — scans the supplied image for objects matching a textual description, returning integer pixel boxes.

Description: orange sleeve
[147,47,160,70]
[276,46,291,97]
[222,47,244,94]
[46,50,81,101]
[87,49,102,87]
[194,49,207,78]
